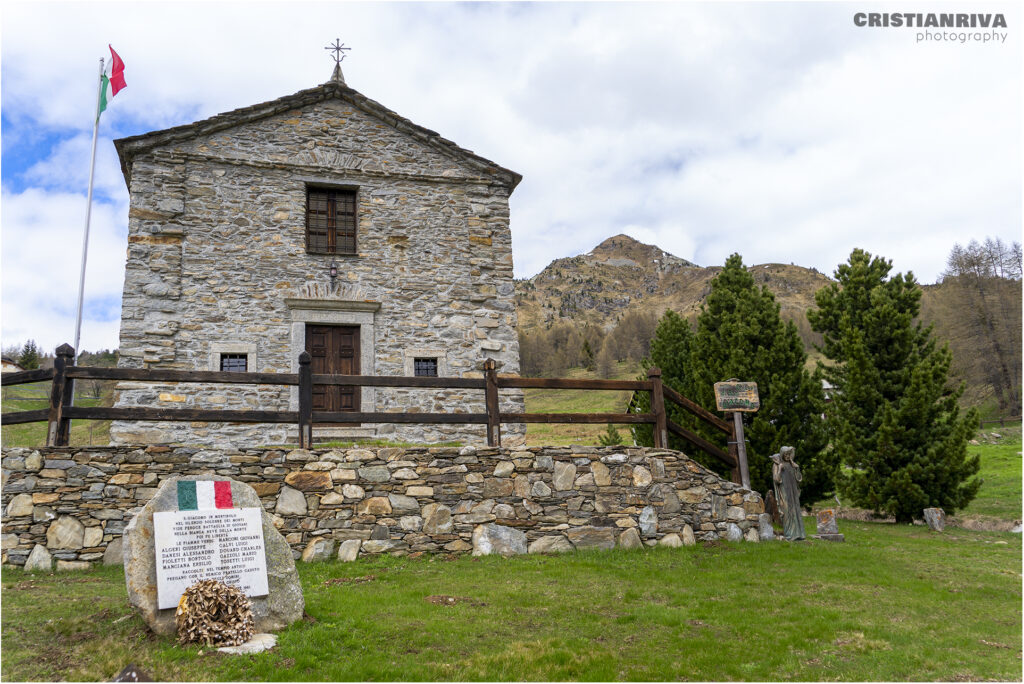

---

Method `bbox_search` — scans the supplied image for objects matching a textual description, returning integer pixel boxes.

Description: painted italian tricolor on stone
[177,481,233,510]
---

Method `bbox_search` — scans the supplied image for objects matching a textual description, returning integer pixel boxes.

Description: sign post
[731,413,751,490]
[713,380,760,490]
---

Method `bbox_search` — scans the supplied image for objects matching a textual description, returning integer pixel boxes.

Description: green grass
[524,361,640,447]
[2,520,1020,681]
[1,382,111,448]
[959,428,1022,521]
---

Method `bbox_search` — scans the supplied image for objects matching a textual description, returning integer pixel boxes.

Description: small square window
[220,354,248,372]
[413,358,438,377]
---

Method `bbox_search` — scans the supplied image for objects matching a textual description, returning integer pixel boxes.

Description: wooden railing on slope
[1,344,740,480]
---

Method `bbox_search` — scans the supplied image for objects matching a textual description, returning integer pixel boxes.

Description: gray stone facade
[110,68,524,446]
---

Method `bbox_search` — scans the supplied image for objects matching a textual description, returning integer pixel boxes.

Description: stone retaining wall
[1,445,767,568]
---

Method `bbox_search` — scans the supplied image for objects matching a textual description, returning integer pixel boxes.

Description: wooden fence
[979,416,1022,428]
[2,343,741,481]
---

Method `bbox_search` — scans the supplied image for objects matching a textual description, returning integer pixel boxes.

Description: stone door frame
[284,298,380,418]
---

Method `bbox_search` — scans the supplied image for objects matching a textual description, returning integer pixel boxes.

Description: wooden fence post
[484,359,501,447]
[647,367,667,448]
[47,343,74,447]
[298,351,312,449]
[732,411,751,489]
[726,413,741,483]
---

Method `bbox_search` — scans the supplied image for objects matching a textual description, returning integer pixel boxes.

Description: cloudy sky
[2,1,1021,354]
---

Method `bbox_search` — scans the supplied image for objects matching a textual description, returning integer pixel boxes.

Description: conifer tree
[808,249,980,522]
[598,423,624,446]
[631,309,693,448]
[18,340,40,370]
[581,339,596,371]
[634,255,833,503]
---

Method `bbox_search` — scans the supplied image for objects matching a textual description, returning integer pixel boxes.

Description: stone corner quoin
[1,445,767,567]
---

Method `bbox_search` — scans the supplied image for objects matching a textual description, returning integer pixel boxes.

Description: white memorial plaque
[153,507,269,609]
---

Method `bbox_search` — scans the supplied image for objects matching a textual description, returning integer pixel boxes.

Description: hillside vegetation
[517,234,830,349]
[515,234,1021,414]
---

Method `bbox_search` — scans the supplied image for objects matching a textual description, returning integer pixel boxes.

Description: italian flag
[98,45,126,119]
[177,481,233,510]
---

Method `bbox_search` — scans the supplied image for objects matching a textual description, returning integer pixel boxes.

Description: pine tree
[598,423,624,446]
[630,309,693,448]
[581,339,596,371]
[808,249,980,522]
[634,255,833,503]
[18,340,40,370]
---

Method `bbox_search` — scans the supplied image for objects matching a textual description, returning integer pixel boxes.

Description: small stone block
[25,544,53,572]
[337,539,361,562]
[658,533,682,548]
[217,633,277,655]
[923,507,946,532]
[816,508,839,535]
[56,560,92,571]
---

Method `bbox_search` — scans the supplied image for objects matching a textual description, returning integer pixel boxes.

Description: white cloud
[1,1,1020,352]
[1,188,127,354]
[23,132,127,200]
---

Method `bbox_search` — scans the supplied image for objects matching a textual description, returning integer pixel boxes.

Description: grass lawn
[1,382,111,448]
[523,361,639,447]
[959,428,1023,522]
[2,520,1020,682]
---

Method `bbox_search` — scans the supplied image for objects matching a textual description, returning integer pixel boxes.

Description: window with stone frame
[219,353,248,372]
[413,358,439,377]
[306,187,357,255]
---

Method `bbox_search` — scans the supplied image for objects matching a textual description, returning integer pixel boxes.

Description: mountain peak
[517,233,831,335]
[586,234,697,269]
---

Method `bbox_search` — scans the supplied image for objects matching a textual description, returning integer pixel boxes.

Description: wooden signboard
[714,381,760,413]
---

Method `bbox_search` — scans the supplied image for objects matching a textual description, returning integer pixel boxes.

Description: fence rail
[2,367,55,385]
[2,343,742,481]
[979,416,1022,428]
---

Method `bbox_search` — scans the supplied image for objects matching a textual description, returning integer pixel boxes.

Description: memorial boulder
[123,476,303,636]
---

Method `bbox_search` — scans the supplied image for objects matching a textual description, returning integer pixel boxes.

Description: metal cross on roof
[325,39,351,65]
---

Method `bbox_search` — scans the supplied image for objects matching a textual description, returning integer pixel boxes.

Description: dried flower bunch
[175,579,255,647]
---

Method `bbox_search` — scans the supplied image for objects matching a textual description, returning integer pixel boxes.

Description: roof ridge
[114,80,521,191]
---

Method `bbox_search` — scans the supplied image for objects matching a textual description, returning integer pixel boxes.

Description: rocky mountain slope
[515,234,831,348]
[514,234,1021,410]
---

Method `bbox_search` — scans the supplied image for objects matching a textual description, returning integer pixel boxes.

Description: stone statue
[771,446,805,540]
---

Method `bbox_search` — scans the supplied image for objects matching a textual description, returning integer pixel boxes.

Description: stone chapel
[109,63,524,446]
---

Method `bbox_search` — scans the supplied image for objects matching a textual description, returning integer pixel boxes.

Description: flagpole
[68,57,105,432]
[73,57,105,368]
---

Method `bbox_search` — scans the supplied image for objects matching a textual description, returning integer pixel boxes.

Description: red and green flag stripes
[98,45,126,119]
[108,45,126,95]
[177,481,234,511]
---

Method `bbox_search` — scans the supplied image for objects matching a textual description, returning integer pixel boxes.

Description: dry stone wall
[2,445,767,569]
[113,84,523,447]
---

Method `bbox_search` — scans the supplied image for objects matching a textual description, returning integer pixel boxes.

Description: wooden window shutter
[306,188,357,254]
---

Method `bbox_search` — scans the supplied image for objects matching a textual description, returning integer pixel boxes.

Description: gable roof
[113,72,522,191]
